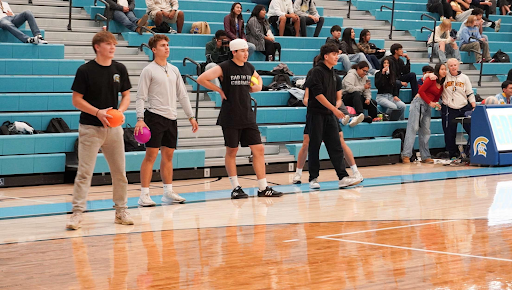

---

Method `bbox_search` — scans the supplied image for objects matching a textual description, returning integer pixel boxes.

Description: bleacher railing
[420,26,434,63]
[67,0,73,30]
[347,0,352,19]
[380,0,396,40]
[93,0,110,31]
[183,74,201,121]
[469,37,484,87]
[421,14,436,64]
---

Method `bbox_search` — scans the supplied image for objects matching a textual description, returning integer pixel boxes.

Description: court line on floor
[319,237,512,263]
[0,195,54,204]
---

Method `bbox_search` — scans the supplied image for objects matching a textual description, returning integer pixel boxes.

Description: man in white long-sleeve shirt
[135,34,198,206]
[267,0,300,37]
[146,0,184,33]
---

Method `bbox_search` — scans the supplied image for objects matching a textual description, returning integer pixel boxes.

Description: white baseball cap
[229,39,249,52]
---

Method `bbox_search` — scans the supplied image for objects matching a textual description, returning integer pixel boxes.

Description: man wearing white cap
[197,39,283,199]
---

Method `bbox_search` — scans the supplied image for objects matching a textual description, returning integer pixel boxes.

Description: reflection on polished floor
[1,164,512,289]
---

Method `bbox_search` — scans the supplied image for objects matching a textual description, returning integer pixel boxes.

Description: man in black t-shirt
[197,39,283,199]
[305,43,361,189]
[66,31,133,230]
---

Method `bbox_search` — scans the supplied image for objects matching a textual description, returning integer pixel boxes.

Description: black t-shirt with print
[217,60,256,128]
[71,60,131,126]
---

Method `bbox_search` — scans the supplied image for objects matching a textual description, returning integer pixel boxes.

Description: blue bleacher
[0,93,74,111]
[0,43,65,59]
[0,59,84,75]
[0,76,74,93]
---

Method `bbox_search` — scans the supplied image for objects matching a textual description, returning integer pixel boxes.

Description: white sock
[258,178,268,191]
[141,187,149,195]
[296,168,303,175]
[163,184,172,194]
[350,165,359,174]
[229,176,240,189]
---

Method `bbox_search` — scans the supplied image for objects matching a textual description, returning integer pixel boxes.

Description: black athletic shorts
[144,110,178,149]
[222,124,262,148]
[303,115,342,135]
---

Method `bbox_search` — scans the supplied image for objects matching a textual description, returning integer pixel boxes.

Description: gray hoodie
[342,69,371,100]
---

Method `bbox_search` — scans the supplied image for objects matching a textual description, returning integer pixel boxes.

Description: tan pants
[72,124,128,213]
[460,41,490,62]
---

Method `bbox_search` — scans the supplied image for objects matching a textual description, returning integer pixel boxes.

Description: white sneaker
[353,171,364,183]
[339,176,362,188]
[35,35,48,44]
[162,191,186,203]
[309,178,320,189]
[349,113,364,127]
[138,192,156,207]
[27,36,37,44]
[495,19,501,32]
[66,212,83,230]
[341,115,350,126]
[292,172,302,184]
[169,28,178,34]
[115,209,134,225]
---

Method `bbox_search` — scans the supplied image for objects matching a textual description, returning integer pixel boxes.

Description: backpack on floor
[152,22,171,33]
[46,118,71,133]
[492,50,510,63]
[123,125,146,152]
[0,121,12,135]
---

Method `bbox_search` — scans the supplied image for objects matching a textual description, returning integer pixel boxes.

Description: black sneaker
[231,186,248,199]
[257,186,283,197]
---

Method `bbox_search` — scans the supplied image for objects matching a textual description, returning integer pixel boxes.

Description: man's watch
[137,117,144,121]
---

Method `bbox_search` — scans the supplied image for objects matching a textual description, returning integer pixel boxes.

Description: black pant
[366,54,381,70]
[471,3,491,18]
[342,91,378,118]
[307,113,348,181]
[262,39,281,61]
[427,1,453,18]
[299,16,324,37]
[441,104,472,157]
[397,73,418,100]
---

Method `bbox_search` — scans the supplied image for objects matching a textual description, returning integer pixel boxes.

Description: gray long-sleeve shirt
[136,61,194,120]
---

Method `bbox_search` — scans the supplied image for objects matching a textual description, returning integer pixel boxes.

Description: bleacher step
[8,0,69,6]
[65,54,149,61]
[9,4,85,15]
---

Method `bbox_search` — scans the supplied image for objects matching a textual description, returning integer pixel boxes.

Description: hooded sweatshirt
[442,71,475,109]
[342,69,371,100]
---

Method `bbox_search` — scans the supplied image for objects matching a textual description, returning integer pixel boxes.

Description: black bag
[123,125,146,152]
[271,73,291,86]
[0,121,11,135]
[287,95,304,107]
[392,128,417,162]
[152,22,171,33]
[492,50,510,63]
[46,118,71,133]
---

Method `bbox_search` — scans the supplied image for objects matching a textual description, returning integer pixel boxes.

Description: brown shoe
[136,26,143,35]
[402,156,410,163]
[422,158,434,164]
[137,14,149,28]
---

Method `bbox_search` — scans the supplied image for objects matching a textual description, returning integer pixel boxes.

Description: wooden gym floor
[1,163,512,289]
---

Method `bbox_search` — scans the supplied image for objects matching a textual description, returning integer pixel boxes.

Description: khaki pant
[460,41,490,62]
[72,124,128,213]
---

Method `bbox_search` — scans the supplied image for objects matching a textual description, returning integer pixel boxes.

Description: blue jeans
[402,96,432,159]
[113,10,139,31]
[247,41,256,58]
[376,93,406,120]
[0,11,41,43]
[339,52,373,73]
[433,43,461,63]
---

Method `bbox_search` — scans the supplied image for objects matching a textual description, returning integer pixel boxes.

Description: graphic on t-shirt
[113,74,120,83]
[230,74,252,86]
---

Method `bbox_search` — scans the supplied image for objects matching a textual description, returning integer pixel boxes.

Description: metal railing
[380,1,396,40]
[67,0,73,30]
[182,58,204,121]
[420,26,434,63]
[183,75,202,121]
[347,0,352,19]
[93,0,110,31]
[183,57,203,76]
[469,37,484,87]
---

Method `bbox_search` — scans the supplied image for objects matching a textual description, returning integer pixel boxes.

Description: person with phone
[342,61,378,120]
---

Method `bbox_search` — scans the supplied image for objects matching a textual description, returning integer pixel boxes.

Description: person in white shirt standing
[267,0,301,37]
[136,34,199,206]
[0,0,48,44]
[146,0,184,33]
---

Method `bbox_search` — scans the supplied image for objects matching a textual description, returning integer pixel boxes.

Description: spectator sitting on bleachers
[146,0,184,33]
[267,0,301,37]
[0,1,48,44]
[457,7,501,35]
[459,15,491,63]
[390,43,418,101]
[246,5,282,61]
[341,27,377,73]
[450,0,473,22]
[342,61,378,120]
[495,80,512,104]
[205,30,231,87]
[358,29,387,61]
[105,0,148,34]
[428,19,462,64]
[426,0,455,21]
[499,0,512,15]
[326,25,355,73]
[293,0,324,37]
[401,63,446,163]
[375,57,405,120]
[418,65,434,87]
[224,2,256,56]
[470,0,492,18]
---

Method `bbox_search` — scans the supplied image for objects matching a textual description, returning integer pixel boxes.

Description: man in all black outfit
[390,43,418,101]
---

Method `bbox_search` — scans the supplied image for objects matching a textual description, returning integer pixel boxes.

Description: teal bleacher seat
[285,138,401,160]
[498,75,508,82]
[0,153,66,175]
[374,10,438,23]
[0,60,84,75]
[0,93,74,112]
[483,63,512,75]
[0,43,64,59]
[0,28,45,43]
[94,149,205,173]
[356,0,427,12]
[0,133,77,155]
[0,76,74,93]
[256,107,307,123]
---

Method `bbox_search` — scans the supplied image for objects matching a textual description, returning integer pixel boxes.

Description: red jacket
[224,15,246,40]
[418,77,443,104]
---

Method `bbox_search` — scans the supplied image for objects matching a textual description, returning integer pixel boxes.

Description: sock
[350,165,359,174]
[229,176,240,189]
[258,178,268,191]
[141,187,149,195]
[296,168,303,175]
[163,184,172,194]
